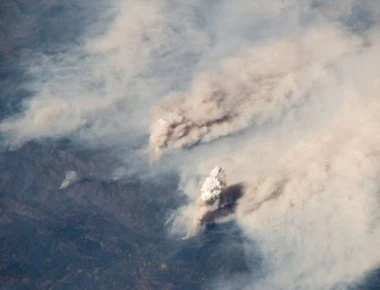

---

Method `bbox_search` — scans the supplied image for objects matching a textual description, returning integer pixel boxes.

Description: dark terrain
[0,2,251,289]
[0,141,250,289]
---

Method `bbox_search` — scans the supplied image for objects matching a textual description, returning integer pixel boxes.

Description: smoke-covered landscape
[2,0,380,289]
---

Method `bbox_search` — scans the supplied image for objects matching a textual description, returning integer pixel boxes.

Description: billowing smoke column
[186,166,243,235]
[149,27,361,157]
[190,166,229,235]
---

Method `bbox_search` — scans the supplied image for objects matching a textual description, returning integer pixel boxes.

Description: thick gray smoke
[2,0,380,289]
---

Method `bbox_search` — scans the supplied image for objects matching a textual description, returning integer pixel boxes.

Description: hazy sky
[2,1,380,289]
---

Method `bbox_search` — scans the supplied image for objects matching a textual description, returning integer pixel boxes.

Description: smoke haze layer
[2,0,380,289]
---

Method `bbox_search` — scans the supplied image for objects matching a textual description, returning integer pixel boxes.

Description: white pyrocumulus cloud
[2,0,380,289]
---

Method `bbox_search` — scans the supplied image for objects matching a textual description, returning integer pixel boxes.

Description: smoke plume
[149,26,361,156]
[59,170,78,189]
[2,0,380,289]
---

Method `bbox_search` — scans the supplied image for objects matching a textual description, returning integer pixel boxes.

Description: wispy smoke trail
[0,0,209,150]
[59,170,78,189]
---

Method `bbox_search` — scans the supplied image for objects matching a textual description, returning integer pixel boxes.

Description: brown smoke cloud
[170,27,380,289]
[2,0,380,289]
[149,26,361,157]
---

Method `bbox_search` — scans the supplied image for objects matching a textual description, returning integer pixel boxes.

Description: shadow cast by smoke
[201,183,244,224]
